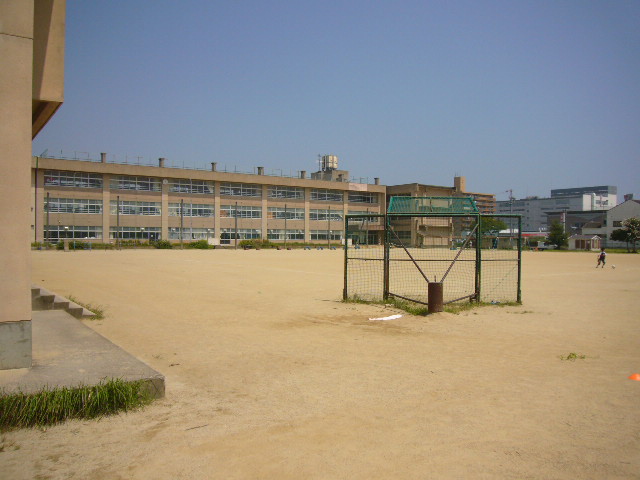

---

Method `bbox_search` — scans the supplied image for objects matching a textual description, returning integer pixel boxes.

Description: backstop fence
[344,210,522,307]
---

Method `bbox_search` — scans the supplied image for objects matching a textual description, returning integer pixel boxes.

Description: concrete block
[0,320,32,369]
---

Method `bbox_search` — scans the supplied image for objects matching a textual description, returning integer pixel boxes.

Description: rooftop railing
[37,150,375,185]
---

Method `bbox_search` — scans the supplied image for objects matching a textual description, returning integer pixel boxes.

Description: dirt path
[2,250,639,479]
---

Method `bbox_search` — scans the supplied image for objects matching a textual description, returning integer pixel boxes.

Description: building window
[47,225,103,240]
[44,170,103,189]
[311,189,343,202]
[268,186,304,199]
[613,221,622,227]
[394,230,412,241]
[109,226,160,241]
[220,205,262,218]
[267,229,305,240]
[110,200,161,216]
[347,211,379,224]
[168,203,214,217]
[310,230,343,241]
[220,182,262,197]
[169,179,214,194]
[45,198,103,214]
[267,207,304,220]
[220,228,261,244]
[110,175,161,192]
[348,192,377,203]
[310,209,343,221]
[168,227,213,240]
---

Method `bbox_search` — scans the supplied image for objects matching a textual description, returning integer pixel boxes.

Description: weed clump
[0,379,153,431]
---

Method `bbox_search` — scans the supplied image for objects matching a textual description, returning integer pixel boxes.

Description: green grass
[344,295,521,316]
[0,378,153,432]
[67,295,105,320]
[560,352,587,361]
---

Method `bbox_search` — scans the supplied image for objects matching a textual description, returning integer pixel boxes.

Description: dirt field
[2,249,640,479]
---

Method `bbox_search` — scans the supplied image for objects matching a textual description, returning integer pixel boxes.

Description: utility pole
[116,195,120,250]
[284,204,288,249]
[234,201,238,250]
[180,199,184,249]
[45,192,50,247]
[327,206,331,249]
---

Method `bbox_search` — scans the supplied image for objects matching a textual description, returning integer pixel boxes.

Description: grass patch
[67,295,105,320]
[344,296,522,316]
[560,352,587,361]
[0,378,153,432]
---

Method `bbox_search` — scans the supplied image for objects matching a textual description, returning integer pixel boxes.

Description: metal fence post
[475,214,482,302]
[383,214,390,300]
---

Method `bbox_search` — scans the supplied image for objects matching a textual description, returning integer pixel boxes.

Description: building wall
[0,0,35,369]
[32,157,387,245]
[583,200,640,248]
[497,192,616,232]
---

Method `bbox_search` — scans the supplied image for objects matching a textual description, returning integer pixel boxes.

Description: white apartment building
[497,186,617,232]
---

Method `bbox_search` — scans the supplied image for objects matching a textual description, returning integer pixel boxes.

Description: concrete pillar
[159,157,165,168]
[454,176,466,193]
[33,166,46,242]
[100,152,107,163]
[211,162,217,172]
[0,0,35,369]
[257,166,264,175]
[300,170,306,179]
[374,177,380,185]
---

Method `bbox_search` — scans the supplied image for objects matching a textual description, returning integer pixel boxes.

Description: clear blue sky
[33,0,640,201]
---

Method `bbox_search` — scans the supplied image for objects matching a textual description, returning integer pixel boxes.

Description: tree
[622,217,640,253]
[479,217,508,235]
[548,221,568,249]
[610,228,631,252]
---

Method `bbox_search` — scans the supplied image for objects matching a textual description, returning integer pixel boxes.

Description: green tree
[622,217,640,252]
[479,217,508,235]
[610,228,631,252]
[548,221,568,249]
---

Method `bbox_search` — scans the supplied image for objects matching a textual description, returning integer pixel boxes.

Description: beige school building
[32,155,388,246]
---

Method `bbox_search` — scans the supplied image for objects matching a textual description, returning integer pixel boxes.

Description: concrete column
[161,179,169,241]
[102,174,111,242]
[0,0,35,369]
[261,184,268,240]
[33,166,46,242]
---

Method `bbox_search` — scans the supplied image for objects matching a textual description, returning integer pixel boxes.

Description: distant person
[596,248,607,268]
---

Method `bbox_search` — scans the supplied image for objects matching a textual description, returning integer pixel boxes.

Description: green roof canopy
[387,196,479,214]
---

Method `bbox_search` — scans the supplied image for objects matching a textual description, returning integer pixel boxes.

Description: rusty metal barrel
[428,282,444,313]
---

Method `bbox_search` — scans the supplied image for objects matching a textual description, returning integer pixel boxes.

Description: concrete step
[31,285,96,319]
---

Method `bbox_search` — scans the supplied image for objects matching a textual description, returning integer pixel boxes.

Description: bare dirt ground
[2,249,639,479]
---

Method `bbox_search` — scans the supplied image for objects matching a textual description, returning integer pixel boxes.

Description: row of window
[43,171,378,202]
[43,225,345,241]
[44,198,375,220]
[45,198,103,214]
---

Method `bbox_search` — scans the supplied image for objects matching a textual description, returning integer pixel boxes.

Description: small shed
[569,234,601,251]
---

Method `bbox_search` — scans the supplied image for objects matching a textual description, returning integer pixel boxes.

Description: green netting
[387,196,479,214]
[344,213,522,306]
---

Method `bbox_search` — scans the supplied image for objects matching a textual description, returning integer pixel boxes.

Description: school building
[32,154,387,246]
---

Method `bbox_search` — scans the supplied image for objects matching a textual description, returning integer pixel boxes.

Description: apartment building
[496,186,617,232]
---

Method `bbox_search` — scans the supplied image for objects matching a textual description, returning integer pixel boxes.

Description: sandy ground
[2,249,639,479]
